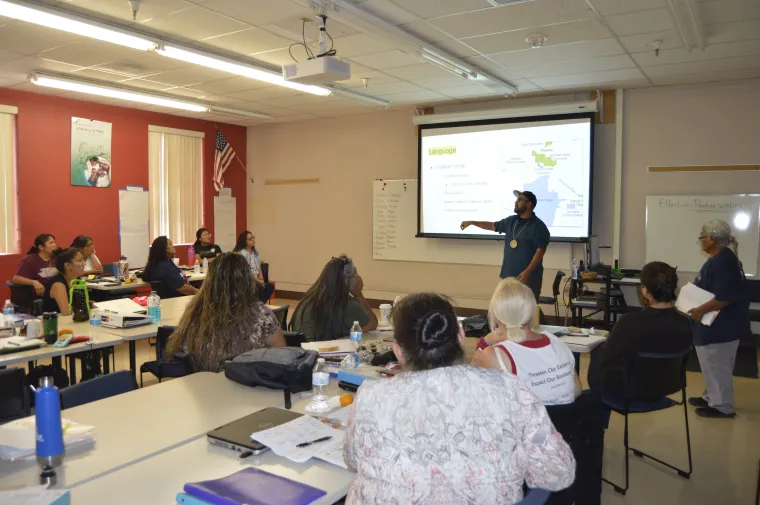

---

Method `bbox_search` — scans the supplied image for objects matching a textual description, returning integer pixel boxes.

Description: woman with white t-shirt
[473,277,581,406]
[71,235,104,276]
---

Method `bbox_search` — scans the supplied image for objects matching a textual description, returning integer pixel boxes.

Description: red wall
[0,88,248,300]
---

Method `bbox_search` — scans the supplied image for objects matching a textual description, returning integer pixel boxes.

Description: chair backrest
[747,278,760,303]
[261,262,270,284]
[625,348,691,400]
[173,352,199,375]
[283,331,306,347]
[156,325,176,362]
[60,370,135,410]
[5,281,35,314]
[0,367,30,423]
[149,280,170,300]
[272,304,289,329]
[552,271,566,297]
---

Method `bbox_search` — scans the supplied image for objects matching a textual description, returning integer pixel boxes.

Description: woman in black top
[193,228,222,263]
[589,261,692,399]
[43,248,86,315]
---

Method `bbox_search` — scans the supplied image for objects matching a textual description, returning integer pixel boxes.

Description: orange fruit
[339,393,354,407]
[124,278,132,284]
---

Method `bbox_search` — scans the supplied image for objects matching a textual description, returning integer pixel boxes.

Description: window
[0,106,17,254]
[148,126,204,244]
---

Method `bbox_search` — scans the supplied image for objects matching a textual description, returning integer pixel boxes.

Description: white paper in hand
[676,282,719,326]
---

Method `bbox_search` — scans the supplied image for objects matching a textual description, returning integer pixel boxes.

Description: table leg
[129,340,137,385]
[574,352,581,374]
[102,348,111,374]
[68,355,77,385]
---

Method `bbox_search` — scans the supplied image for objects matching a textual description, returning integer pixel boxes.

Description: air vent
[486,0,536,6]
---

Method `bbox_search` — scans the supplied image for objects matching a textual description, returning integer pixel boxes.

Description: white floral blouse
[343,365,575,505]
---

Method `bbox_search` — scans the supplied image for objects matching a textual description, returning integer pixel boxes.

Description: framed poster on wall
[71,117,112,188]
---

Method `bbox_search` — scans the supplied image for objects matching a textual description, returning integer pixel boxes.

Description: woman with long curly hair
[166,252,286,371]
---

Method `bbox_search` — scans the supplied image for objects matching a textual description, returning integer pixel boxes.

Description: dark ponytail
[640,261,678,303]
[27,234,55,255]
[392,293,463,371]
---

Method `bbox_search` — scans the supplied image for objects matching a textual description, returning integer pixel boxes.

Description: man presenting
[461,190,550,300]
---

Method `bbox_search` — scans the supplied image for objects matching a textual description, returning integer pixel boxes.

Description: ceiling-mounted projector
[283,57,350,85]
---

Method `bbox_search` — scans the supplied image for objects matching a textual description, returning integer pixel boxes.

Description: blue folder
[184,467,327,505]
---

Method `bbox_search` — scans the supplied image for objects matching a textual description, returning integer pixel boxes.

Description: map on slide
[420,119,592,239]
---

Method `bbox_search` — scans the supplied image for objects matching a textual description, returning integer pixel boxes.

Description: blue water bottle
[34,376,64,484]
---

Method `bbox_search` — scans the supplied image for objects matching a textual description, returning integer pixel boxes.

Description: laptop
[207,407,303,455]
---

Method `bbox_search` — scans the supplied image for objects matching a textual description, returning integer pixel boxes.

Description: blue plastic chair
[60,370,135,410]
[601,348,693,495]
[517,489,550,505]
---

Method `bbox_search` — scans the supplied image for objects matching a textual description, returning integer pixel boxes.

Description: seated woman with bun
[589,261,692,399]
[42,247,85,315]
[473,278,581,406]
[343,292,575,505]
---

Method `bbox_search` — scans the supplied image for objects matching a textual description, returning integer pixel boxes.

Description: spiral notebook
[183,467,327,505]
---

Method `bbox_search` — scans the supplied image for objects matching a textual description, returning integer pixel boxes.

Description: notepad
[250,415,347,469]
[184,467,326,505]
[94,298,146,314]
[676,282,719,326]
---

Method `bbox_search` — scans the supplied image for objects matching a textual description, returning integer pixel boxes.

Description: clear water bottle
[202,257,209,274]
[349,320,362,349]
[89,310,101,341]
[310,358,330,412]
[2,299,14,316]
[570,259,579,280]
[147,291,161,323]
[34,376,64,484]
[340,353,360,369]
[193,260,201,275]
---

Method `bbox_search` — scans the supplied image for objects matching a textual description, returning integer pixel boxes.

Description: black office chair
[139,326,188,387]
[5,281,35,314]
[538,271,566,320]
[283,331,306,347]
[271,304,289,330]
[173,352,199,375]
[60,370,134,409]
[261,262,270,284]
[601,348,693,495]
[149,280,170,300]
[0,368,30,423]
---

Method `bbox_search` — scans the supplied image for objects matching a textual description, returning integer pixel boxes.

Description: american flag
[213,128,236,192]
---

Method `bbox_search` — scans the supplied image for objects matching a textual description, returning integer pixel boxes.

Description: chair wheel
[678,470,690,479]
[632,449,644,458]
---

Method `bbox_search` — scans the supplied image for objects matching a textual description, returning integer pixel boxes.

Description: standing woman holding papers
[688,220,749,418]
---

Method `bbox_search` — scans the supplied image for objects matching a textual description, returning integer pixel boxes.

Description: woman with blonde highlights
[473,278,581,405]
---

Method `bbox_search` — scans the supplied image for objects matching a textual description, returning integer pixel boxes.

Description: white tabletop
[0,372,284,490]
[87,273,206,291]
[0,340,92,367]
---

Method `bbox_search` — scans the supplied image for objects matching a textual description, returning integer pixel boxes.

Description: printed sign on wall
[71,117,112,188]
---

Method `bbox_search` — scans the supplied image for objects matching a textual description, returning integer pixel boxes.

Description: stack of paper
[0,418,95,461]
[676,282,719,326]
[250,415,346,469]
[0,486,70,505]
[94,298,146,314]
[0,337,43,354]
[301,339,357,357]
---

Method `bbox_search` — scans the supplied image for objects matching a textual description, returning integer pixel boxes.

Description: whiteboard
[645,194,760,275]
[118,188,150,268]
[214,193,237,253]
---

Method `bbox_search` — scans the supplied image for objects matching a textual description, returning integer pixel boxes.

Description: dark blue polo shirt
[494,214,550,281]
[153,260,187,298]
[691,248,750,346]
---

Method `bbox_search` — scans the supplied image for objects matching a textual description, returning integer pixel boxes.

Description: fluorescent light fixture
[325,86,389,108]
[0,0,155,51]
[209,105,271,120]
[29,72,209,112]
[420,53,470,80]
[156,45,331,97]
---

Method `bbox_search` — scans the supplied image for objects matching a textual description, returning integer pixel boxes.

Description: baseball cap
[513,190,537,208]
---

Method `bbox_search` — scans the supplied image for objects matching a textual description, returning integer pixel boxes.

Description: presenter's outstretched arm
[460,221,495,232]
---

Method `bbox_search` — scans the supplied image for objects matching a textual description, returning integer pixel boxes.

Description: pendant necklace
[510,219,529,249]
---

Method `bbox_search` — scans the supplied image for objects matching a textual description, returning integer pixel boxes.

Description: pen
[296,436,332,448]
[7,341,19,346]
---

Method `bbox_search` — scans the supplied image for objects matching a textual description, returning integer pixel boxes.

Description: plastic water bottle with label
[308,358,330,412]
[202,258,209,274]
[349,320,362,350]
[193,260,201,275]
[89,311,101,341]
[147,291,161,323]
[2,300,14,317]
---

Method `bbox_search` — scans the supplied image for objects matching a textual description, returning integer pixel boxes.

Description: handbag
[222,347,318,409]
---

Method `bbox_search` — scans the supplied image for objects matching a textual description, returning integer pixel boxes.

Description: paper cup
[172,258,180,266]
[379,304,392,325]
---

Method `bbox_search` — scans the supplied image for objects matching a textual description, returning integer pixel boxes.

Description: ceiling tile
[588,0,666,15]
[337,70,400,89]
[118,78,177,91]
[37,42,137,68]
[58,0,193,24]
[437,83,498,98]
[462,55,506,71]
[388,0,490,19]
[650,67,760,86]
[516,54,635,78]
[604,8,675,36]
[706,20,760,45]
[0,21,79,55]
[433,39,479,58]
[269,17,359,40]
[226,86,302,101]
[397,20,451,43]
[271,113,320,122]
[489,39,625,67]
[381,89,447,102]
[296,100,374,113]
[248,48,302,68]
[353,81,424,95]
[513,80,542,92]
[265,94,336,108]
[142,6,249,40]
[201,28,293,55]
[463,18,611,55]
[531,68,644,88]
[191,0,311,26]
[232,102,301,116]
[0,49,23,65]
[0,56,82,83]
[140,65,234,86]
[700,0,760,25]
[330,34,395,58]
[92,52,186,78]
[642,55,760,77]
[160,86,210,99]
[350,49,422,69]
[428,0,594,39]
[486,68,526,81]
[192,76,272,94]
[412,75,473,89]
[618,31,683,53]
[69,68,133,83]
[384,63,456,80]
[196,94,251,105]
[358,0,420,25]
[633,39,760,66]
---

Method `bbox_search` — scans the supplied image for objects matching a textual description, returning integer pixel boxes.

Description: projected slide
[418,116,592,241]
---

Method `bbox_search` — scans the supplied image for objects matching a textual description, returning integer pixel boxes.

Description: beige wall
[620,78,760,270]
[247,106,616,310]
